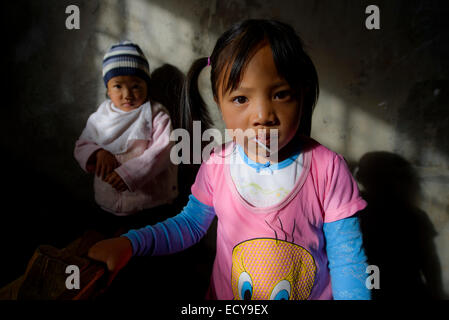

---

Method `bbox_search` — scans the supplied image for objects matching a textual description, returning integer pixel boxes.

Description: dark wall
[1,0,101,286]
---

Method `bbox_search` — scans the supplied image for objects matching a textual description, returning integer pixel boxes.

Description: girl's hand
[88,237,133,286]
[105,171,129,192]
[95,149,119,180]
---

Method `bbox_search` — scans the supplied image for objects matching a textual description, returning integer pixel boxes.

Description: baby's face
[107,75,148,112]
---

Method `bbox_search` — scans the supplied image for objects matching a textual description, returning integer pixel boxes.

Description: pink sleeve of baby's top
[323,153,367,223]
[73,139,103,173]
[114,107,174,192]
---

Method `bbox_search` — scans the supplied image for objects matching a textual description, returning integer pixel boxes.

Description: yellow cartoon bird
[231,238,316,300]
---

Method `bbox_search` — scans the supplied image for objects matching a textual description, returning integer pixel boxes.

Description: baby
[74,41,178,223]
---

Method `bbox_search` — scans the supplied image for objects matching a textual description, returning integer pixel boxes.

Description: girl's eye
[232,96,248,105]
[114,85,121,89]
[274,90,291,100]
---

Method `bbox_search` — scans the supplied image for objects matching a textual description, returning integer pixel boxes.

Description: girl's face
[107,75,148,112]
[217,44,302,163]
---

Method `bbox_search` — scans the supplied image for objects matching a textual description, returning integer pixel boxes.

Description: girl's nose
[251,101,277,127]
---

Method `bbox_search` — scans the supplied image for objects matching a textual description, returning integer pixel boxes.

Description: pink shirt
[191,136,367,300]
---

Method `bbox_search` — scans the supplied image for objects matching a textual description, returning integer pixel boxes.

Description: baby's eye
[114,84,121,89]
[274,90,291,100]
[232,96,248,105]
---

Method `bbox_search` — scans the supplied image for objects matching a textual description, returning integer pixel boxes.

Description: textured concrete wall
[1,0,448,298]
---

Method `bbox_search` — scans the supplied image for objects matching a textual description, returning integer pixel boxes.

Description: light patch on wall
[127,0,197,72]
[312,90,396,162]
[94,0,198,104]
[346,104,395,161]
[311,90,349,155]
[94,0,130,104]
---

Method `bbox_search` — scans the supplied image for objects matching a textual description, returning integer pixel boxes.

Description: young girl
[88,21,371,300]
[74,41,178,229]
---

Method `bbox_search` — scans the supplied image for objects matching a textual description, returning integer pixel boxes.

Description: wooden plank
[1,230,108,300]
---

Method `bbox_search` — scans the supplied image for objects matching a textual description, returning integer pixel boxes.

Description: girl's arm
[323,214,371,300]
[122,194,216,256]
[88,193,214,284]
[114,107,173,192]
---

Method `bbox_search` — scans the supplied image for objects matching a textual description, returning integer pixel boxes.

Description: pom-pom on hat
[102,41,151,87]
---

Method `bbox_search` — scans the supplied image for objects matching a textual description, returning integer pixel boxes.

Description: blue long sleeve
[323,215,371,300]
[122,195,216,256]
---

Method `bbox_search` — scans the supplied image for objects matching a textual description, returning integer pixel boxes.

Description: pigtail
[180,57,214,135]
[172,58,214,212]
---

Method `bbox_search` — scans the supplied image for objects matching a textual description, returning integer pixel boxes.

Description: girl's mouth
[243,130,279,155]
[256,135,270,145]
[255,131,278,145]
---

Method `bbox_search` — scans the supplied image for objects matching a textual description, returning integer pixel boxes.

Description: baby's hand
[88,237,133,286]
[105,171,129,192]
[95,149,119,180]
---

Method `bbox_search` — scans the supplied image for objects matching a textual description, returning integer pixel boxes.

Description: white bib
[80,100,152,154]
[230,145,303,208]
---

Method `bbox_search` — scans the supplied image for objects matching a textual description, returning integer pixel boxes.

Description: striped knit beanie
[102,41,151,87]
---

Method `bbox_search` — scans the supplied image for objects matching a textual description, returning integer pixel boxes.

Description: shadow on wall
[149,64,186,130]
[355,151,445,299]
[150,63,205,211]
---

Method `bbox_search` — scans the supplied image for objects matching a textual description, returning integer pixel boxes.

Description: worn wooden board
[0,230,108,300]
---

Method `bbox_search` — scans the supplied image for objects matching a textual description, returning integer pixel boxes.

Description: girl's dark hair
[181,19,319,137]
